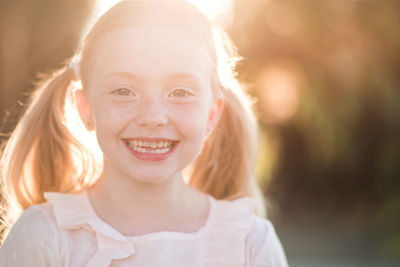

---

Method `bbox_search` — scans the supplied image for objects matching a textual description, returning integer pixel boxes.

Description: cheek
[169,103,209,137]
[91,98,137,134]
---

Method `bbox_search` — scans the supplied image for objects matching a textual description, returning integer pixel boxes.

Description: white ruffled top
[0,191,288,267]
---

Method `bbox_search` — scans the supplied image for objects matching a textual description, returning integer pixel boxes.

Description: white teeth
[134,147,171,154]
[127,140,173,154]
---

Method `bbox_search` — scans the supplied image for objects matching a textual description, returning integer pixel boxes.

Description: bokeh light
[257,60,304,124]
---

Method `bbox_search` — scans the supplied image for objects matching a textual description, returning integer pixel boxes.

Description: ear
[207,97,224,135]
[75,89,93,130]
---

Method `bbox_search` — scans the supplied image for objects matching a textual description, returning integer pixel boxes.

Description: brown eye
[169,89,192,97]
[111,87,135,96]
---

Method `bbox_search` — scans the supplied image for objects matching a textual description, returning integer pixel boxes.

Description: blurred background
[1,0,399,266]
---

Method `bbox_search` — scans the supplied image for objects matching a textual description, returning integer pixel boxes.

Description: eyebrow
[104,71,203,84]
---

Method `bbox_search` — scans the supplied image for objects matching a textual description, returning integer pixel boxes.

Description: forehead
[87,25,210,83]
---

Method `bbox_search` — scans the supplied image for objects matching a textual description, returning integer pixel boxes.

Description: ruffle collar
[44,191,135,267]
[203,197,255,265]
[44,191,255,266]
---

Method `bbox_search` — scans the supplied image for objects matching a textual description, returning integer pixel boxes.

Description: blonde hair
[0,0,265,242]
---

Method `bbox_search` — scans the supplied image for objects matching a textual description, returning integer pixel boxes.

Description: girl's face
[78,25,223,184]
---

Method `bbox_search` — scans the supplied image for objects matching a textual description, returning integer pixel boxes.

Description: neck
[89,168,188,217]
[86,163,208,236]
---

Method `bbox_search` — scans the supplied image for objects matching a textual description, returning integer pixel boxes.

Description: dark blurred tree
[0,0,96,241]
[228,0,400,260]
[0,0,96,137]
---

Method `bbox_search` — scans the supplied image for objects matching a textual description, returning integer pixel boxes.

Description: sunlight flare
[94,0,234,26]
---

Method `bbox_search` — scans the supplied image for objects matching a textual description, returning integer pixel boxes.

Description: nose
[135,96,168,128]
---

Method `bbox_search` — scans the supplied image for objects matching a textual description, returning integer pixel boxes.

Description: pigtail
[189,26,266,217]
[0,65,96,241]
[189,86,265,216]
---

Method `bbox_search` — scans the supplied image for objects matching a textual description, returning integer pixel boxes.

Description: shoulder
[245,216,289,267]
[0,204,61,266]
[1,204,59,243]
[210,196,255,231]
[205,197,288,266]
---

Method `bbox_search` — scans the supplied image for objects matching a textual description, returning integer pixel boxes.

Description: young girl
[0,0,288,266]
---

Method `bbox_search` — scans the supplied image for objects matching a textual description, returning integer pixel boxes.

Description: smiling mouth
[124,139,176,154]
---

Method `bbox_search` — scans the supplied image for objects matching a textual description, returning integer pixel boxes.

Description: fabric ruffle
[202,197,255,266]
[44,192,136,267]
[44,192,255,267]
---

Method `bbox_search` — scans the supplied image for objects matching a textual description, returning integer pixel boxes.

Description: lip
[122,137,178,162]
[123,137,178,142]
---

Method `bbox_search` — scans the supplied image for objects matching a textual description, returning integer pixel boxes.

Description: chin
[128,172,180,185]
